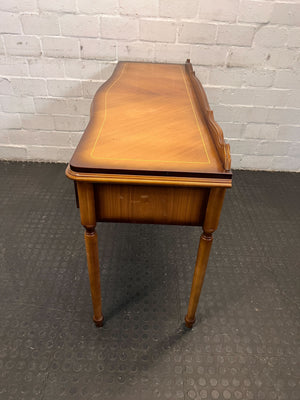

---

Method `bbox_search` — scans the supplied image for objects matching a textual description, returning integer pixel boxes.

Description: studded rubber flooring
[0,162,299,400]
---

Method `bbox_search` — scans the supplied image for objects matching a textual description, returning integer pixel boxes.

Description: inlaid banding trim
[90,63,210,165]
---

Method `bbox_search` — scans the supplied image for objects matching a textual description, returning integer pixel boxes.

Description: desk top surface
[70,61,231,180]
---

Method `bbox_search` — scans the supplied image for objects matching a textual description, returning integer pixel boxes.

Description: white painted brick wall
[179,22,216,45]
[140,19,176,43]
[42,37,79,58]
[21,14,60,36]
[120,0,158,17]
[28,58,65,78]
[198,0,240,23]
[0,11,22,34]
[239,1,273,24]
[0,0,38,13]
[79,38,116,60]
[77,0,118,15]
[159,0,198,19]
[217,24,255,46]
[10,78,47,96]
[37,0,75,13]
[60,14,99,38]
[118,41,154,61]
[4,35,41,56]
[0,0,299,171]
[101,16,139,40]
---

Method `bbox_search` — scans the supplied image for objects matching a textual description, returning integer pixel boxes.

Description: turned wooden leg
[77,181,104,327]
[85,227,104,327]
[185,231,213,328]
[185,187,226,328]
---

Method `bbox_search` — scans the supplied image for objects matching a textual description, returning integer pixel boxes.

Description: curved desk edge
[66,164,232,188]
[185,59,231,172]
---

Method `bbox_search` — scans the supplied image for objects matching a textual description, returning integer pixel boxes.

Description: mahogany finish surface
[66,60,232,328]
[70,61,231,180]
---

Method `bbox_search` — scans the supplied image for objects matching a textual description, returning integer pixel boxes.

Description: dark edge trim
[69,164,232,180]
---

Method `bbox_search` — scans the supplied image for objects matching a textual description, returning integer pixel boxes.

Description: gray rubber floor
[0,162,299,400]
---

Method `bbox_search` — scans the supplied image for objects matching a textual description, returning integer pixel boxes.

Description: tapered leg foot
[185,315,195,329]
[85,228,103,327]
[93,315,104,327]
[185,232,213,326]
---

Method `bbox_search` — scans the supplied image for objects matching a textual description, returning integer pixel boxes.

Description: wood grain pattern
[77,182,104,326]
[84,229,104,327]
[70,61,231,180]
[95,184,209,226]
[185,187,226,328]
[76,182,96,228]
[185,231,213,328]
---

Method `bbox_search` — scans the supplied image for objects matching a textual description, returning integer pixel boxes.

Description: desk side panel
[95,184,209,226]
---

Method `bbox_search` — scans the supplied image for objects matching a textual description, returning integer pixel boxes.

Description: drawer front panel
[95,184,209,226]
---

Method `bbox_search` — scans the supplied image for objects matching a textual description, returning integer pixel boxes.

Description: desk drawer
[95,183,209,226]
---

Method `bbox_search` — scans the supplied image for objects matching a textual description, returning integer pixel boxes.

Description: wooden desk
[66,60,232,328]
